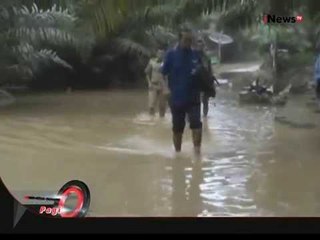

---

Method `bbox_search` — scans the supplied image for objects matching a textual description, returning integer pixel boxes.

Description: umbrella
[208,32,234,45]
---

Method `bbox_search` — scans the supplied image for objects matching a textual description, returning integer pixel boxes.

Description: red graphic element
[51,207,60,216]
[24,180,90,218]
[45,208,52,214]
[39,206,61,216]
[296,15,303,23]
[263,15,268,24]
[39,206,46,214]
[58,186,84,218]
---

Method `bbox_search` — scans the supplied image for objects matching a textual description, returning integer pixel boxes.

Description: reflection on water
[171,158,204,217]
[0,90,320,217]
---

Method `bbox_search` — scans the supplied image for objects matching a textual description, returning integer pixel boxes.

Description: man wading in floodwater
[145,48,169,117]
[162,28,203,155]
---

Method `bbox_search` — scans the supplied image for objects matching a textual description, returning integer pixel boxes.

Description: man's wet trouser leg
[173,132,183,153]
[170,103,202,154]
[159,91,168,118]
[316,81,320,109]
[188,104,203,155]
[149,89,158,116]
[170,104,186,153]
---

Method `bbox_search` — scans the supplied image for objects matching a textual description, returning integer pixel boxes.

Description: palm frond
[80,0,236,39]
[0,5,10,20]
[10,27,78,47]
[146,26,177,48]
[114,38,151,57]
[12,3,77,29]
[11,3,94,59]
[20,0,76,10]
[13,43,72,78]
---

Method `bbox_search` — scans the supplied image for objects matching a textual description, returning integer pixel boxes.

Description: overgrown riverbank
[1,1,319,97]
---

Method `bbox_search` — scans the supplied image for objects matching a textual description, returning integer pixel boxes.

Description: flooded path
[0,89,319,217]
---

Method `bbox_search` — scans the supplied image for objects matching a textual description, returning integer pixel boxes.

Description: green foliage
[12,4,76,29]
[10,3,93,54]
[113,38,150,57]
[75,0,241,57]
[282,51,314,69]
[13,43,72,74]
[0,2,94,85]
[81,0,223,38]
[216,0,258,32]
[1,0,320,89]
[146,26,177,49]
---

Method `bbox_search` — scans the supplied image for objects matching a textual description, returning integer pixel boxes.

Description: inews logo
[263,14,304,24]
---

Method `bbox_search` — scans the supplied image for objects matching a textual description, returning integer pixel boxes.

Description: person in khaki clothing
[145,49,169,117]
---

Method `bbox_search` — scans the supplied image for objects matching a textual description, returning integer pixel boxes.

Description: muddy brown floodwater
[0,89,319,217]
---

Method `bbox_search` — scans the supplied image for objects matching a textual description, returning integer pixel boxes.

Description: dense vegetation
[0,0,319,92]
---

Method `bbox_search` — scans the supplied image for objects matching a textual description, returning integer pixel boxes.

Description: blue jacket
[162,46,202,106]
[315,55,320,82]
